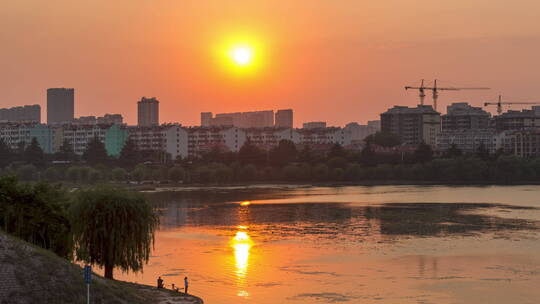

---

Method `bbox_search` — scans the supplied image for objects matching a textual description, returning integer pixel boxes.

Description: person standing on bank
[184,276,189,294]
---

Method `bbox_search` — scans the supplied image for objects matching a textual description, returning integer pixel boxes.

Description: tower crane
[484,95,540,115]
[405,79,490,111]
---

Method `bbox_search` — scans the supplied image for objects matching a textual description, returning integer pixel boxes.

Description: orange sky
[2,1,540,126]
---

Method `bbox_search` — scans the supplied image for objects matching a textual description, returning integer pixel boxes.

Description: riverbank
[119,179,540,192]
[0,231,203,304]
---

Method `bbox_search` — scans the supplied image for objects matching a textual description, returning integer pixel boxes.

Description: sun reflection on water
[231,227,253,298]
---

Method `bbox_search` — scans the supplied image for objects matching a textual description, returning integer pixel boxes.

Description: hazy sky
[2,1,540,126]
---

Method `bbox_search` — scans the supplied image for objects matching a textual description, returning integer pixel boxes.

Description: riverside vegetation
[2,133,540,184]
[0,177,158,280]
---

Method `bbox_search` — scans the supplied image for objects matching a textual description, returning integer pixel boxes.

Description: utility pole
[84,265,92,304]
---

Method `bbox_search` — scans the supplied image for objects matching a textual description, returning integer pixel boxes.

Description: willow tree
[69,186,159,279]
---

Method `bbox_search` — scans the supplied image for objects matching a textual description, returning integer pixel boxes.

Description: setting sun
[231,46,253,66]
[213,33,267,77]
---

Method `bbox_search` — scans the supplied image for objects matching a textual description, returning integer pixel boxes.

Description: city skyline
[2,1,540,126]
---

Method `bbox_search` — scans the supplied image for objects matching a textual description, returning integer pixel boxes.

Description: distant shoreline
[117,180,540,192]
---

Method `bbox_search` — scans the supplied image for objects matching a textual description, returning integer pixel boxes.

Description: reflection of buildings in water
[160,200,189,228]
[417,256,439,278]
[231,229,253,298]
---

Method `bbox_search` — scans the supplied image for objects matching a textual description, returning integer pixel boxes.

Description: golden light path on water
[231,202,253,299]
[231,229,252,298]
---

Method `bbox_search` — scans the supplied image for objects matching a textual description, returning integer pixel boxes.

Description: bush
[43,167,59,181]
[168,166,184,183]
[111,168,128,182]
[312,164,329,181]
[16,164,38,181]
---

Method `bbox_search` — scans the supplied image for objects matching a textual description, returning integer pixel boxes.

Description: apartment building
[60,124,128,156]
[499,129,540,157]
[137,97,159,127]
[72,114,123,126]
[492,107,540,131]
[245,128,299,150]
[186,126,246,158]
[436,129,498,154]
[0,123,54,153]
[442,103,490,131]
[274,109,293,128]
[381,105,441,146]
[297,127,352,147]
[0,105,41,123]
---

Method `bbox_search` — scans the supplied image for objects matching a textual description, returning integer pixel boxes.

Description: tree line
[1,133,540,183]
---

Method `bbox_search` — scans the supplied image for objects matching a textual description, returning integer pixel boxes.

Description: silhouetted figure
[184,276,189,294]
[157,276,164,289]
[172,283,179,292]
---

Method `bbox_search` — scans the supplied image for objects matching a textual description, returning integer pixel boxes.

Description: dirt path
[128,284,203,304]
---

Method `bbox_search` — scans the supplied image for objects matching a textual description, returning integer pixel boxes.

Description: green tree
[131,166,146,183]
[24,138,45,167]
[213,163,233,183]
[14,141,26,162]
[152,166,169,181]
[88,169,103,183]
[0,177,72,258]
[328,157,348,169]
[83,137,109,165]
[269,140,298,167]
[55,139,77,162]
[168,166,184,183]
[282,164,301,181]
[16,164,37,181]
[495,155,522,182]
[239,164,257,181]
[365,132,401,147]
[359,145,377,166]
[476,143,490,160]
[297,145,317,164]
[118,139,140,167]
[413,143,433,163]
[344,163,363,181]
[312,163,329,181]
[328,143,346,159]
[66,166,80,182]
[43,167,59,181]
[111,168,128,182]
[79,166,91,182]
[238,141,266,166]
[329,167,345,181]
[0,139,13,168]
[445,144,463,158]
[69,186,159,279]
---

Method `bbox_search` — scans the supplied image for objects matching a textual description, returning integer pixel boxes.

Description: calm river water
[116,185,540,303]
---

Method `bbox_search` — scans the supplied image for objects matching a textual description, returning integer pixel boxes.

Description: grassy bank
[0,231,203,304]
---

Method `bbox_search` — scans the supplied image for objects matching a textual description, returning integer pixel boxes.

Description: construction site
[379,79,540,157]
